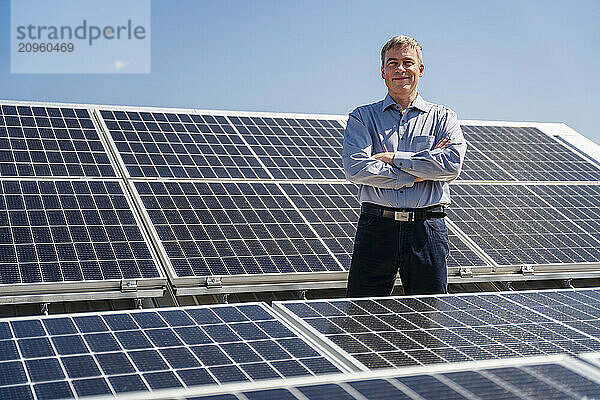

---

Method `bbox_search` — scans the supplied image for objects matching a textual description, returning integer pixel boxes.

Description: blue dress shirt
[342,93,467,208]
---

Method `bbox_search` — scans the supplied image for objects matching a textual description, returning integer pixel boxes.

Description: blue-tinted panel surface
[460,125,600,181]
[0,105,116,178]
[0,179,159,284]
[0,303,341,398]
[448,184,600,266]
[229,116,345,180]
[134,181,341,278]
[100,110,270,179]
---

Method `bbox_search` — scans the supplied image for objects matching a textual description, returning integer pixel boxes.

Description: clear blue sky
[1,0,599,142]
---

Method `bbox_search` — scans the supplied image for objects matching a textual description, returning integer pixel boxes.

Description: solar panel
[274,289,600,370]
[128,355,600,400]
[0,303,344,399]
[0,104,117,178]
[98,110,270,179]
[132,181,343,282]
[279,182,489,271]
[448,184,600,266]
[461,125,600,181]
[280,183,360,270]
[228,116,345,180]
[0,179,162,300]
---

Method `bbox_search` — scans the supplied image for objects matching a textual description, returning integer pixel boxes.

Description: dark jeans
[346,212,450,297]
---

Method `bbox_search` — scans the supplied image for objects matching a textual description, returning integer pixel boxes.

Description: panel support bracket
[459,267,473,278]
[120,279,138,293]
[205,277,222,288]
[521,265,534,275]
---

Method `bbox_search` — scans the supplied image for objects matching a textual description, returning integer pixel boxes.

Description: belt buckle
[394,211,413,222]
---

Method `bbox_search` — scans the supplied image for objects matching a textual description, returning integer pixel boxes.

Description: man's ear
[381,65,385,79]
[419,63,425,77]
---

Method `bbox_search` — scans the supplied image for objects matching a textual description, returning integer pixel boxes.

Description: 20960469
[18,42,74,52]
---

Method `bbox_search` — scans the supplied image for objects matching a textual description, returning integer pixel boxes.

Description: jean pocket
[357,213,379,229]
[425,218,448,233]
[412,135,435,152]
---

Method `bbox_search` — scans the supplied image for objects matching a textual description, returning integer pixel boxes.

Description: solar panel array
[274,288,600,370]
[170,357,600,400]
[0,303,344,399]
[44,104,600,290]
[4,100,600,296]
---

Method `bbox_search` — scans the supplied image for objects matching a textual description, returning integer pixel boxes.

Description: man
[342,35,467,297]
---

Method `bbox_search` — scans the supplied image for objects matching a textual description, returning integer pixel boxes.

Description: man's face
[381,45,424,101]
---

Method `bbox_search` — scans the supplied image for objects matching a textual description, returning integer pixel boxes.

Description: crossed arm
[373,136,452,182]
[342,110,467,187]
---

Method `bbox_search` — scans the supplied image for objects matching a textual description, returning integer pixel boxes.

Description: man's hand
[373,152,395,164]
[433,136,450,150]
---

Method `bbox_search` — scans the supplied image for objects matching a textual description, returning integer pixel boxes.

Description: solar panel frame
[128,180,348,295]
[0,177,166,304]
[0,302,351,398]
[273,288,600,371]
[81,354,600,400]
[0,101,121,179]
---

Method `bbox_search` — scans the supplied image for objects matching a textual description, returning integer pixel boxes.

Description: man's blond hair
[381,35,423,67]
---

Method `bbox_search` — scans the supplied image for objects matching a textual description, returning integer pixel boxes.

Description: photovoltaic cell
[280,182,488,270]
[0,179,159,285]
[448,184,600,266]
[0,105,116,178]
[461,125,600,181]
[0,304,342,399]
[275,289,600,370]
[171,359,600,400]
[133,181,342,278]
[99,110,270,179]
[228,115,345,180]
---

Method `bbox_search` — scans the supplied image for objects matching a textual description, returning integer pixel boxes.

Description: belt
[361,202,446,222]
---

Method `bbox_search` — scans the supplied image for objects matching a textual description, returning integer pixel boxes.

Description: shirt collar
[382,93,433,113]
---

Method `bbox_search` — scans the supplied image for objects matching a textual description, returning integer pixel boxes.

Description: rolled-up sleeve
[342,109,415,190]
[392,110,467,181]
